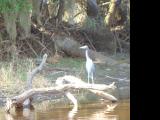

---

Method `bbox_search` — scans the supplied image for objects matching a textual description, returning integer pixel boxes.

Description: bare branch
[27,54,48,89]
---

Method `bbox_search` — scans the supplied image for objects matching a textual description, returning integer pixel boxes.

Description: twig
[123,35,130,42]
[32,38,51,54]
[26,40,38,57]
[115,31,123,53]
[43,17,50,26]
[105,75,127,81]
[31,22,51,36]
[99,2,110,6]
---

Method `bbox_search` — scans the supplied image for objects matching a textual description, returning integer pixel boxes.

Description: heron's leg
[88,74,90,84]
[91,73,94,84]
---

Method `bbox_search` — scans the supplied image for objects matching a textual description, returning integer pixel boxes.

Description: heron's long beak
[79,46,86,49]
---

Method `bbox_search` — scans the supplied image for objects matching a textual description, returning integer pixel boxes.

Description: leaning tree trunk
[87,0,98,18]
[105,0,118,26]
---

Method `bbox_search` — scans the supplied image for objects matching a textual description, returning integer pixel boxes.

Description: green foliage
[19,9,31,37]
[1,0,32,41]
[49,57,85,69]
[0,0,32,14]
[46,57,85,81]
[83,16,106,33]
[3,12,17,40]
[83,17,98,31]
[51,0,59,2]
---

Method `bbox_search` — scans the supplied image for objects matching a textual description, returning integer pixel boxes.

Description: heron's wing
[88,60,95,74]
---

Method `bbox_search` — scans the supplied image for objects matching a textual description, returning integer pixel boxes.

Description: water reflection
[105,103,118,113]
[86,103,118,120]
[4,109,32,120]
[68,105,78,120]
[76,103,119,120]
[5,113,14,120]
[4,107,35,120]
[66,92,78,120]
[0,100,130,120]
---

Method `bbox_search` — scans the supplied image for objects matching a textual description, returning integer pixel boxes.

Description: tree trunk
[87,0,99,18]
[105,0,117,26]
[56,0,65,22]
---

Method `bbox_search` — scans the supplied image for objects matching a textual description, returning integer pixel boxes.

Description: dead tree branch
[5,76,117,113]
[27,54,48,89]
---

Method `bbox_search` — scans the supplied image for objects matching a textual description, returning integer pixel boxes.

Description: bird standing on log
[80,45,95,84]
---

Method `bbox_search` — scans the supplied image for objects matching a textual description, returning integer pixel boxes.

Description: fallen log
[5,54,118,113]
[55,75,116,91]
[5,77,117,113]
[56,75,117,103]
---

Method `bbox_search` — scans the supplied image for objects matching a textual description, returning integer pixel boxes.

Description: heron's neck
[85,49,90,60]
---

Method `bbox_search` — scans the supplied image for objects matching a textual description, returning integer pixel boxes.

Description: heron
[80,45,95,84]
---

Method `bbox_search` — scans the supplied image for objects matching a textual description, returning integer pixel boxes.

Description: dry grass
[32,76,52,88]
[0,58,52,97]
[0,56,86,105]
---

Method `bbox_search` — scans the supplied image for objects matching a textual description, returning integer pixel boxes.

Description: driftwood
[5,54,118,113]
[5,76,117,113]
[22,54,47,107]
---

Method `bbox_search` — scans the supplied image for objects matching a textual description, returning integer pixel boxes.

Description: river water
[0,100,129,120]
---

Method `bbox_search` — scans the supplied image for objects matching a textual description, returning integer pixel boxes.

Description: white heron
[80,45,95,84]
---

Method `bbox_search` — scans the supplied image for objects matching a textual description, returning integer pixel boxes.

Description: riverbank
[0,53,130,107]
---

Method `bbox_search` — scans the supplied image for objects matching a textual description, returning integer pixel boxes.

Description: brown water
[0,100,130,120]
